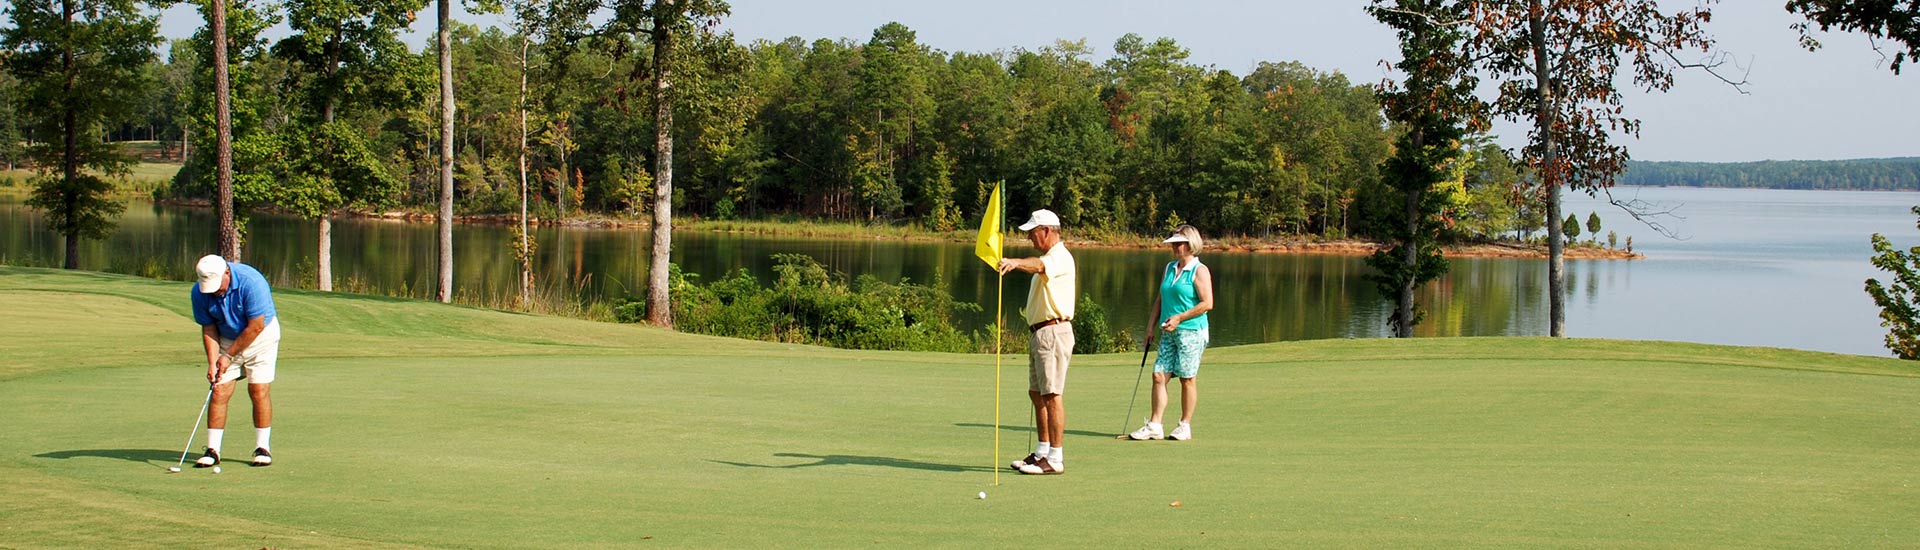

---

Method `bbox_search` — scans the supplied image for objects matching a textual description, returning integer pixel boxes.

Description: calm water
[2,187,1913,357]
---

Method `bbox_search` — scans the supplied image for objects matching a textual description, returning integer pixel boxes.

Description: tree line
[6,8,1553,243]
[1623,158,1920,191]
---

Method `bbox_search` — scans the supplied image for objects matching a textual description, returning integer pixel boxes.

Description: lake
[2,186,1912,357]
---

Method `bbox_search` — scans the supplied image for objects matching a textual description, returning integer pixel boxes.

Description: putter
[170,384,214,473]
[1117,323,1154,438]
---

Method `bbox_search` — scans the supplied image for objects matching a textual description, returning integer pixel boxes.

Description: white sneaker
[1169,422,1192,441]
[1127,422,1165,440]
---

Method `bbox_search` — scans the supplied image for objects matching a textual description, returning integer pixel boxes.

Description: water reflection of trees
[4,199,1614,346]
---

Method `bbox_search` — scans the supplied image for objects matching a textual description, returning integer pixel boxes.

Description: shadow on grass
[36,448,178,465]
[952,422,1112,439]
[711,453,990,473]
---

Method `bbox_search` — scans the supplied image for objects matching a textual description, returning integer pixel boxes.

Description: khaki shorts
[1028,322,1074,395]
[217,318,281,385]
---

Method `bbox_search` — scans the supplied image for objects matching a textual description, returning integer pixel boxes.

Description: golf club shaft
[176,386,213,468]
[1120,324,1152,434]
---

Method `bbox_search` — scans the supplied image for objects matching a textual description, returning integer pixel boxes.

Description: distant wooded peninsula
[1622,157,1920,191]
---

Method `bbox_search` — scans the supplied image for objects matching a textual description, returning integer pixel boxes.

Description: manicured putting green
[2,267,1916,547]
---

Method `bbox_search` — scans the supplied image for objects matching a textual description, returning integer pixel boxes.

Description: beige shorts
[217,318,281,385]
[1028,322,1074,395]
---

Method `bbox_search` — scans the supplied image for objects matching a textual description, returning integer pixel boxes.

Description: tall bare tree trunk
[317,217,333,289]
[318,100,336,291]
[59,0,79,269]
[212,0,237,260]
[645,1,676,327]
[518,36,531,306]
[556,122,568,218]
[1395,129,1422,339]
[1529,3,1566,338]
[435,0,455,303]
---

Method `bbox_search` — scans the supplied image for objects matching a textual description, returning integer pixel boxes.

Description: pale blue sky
[142,0,1919,162]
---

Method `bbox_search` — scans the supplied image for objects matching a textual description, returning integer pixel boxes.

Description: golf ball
[977,491,987,499]
[212,466,221,474]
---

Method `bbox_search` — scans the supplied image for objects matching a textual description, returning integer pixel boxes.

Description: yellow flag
[974,181,1003,268]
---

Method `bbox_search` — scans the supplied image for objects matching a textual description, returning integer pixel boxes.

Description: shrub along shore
[151,197,1644,261]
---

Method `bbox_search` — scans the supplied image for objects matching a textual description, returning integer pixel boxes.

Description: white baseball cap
[1017,209,1062,231]
[194,254,229,293]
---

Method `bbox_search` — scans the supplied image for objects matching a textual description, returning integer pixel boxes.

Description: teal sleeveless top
[1159,259,1208,331]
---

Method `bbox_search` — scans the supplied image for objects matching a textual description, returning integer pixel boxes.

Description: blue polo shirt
[190,261,277,340]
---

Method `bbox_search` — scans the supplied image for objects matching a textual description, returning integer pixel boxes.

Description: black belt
[1028,319,1070,333]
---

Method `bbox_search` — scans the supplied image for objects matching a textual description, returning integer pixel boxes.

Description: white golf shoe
[193,448,220,467]
[1169,422,1193,441]
[1127,422,1165,440]
[1010,452,1040,470]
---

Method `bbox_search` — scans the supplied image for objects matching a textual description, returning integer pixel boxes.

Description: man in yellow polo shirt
[998,209,1076,475]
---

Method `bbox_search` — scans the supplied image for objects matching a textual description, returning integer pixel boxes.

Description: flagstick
[994,272,1003,486]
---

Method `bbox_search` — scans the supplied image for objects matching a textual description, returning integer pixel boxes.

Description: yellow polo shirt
[1022,243,1077,326]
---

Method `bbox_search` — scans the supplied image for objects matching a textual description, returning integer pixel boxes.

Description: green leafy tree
[2,0,160,269]
[270,0,426,290]
[1789,0,1920,74]
[1564,213,1582,242]
[1458,139,1524,240]
[1366,0,1483,337]
[1243,59,1395,239]
[1585,211,1602,242]
[0,71,23,171]
[572,0,730,326]
[1005,40,1115,228]
[153,40,196,162]
[850,22,934,221]
[168,0,277,255]
[1866,206,1920,359]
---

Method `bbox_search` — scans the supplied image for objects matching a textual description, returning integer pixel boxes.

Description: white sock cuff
[256,427,271,450]
[206,428,224,452]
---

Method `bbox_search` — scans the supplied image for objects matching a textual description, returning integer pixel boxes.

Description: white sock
[1036,443,1051,457]
[1148,421,1164,430]
[206,428,224,453]
[255,427,271,451]
[1048,446,1063,463]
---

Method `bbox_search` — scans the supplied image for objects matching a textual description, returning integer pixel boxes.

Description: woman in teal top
[1129,225,1214,441]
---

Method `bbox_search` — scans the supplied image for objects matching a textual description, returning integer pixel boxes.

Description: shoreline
[151,198,1643,261]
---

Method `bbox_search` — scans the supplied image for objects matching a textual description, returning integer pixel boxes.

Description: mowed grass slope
[2,266,1917,548]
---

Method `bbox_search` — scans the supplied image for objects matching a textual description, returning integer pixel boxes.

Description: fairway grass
[2,266,1917,548]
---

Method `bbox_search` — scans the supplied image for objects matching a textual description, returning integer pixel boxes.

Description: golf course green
[3,266,1917,547]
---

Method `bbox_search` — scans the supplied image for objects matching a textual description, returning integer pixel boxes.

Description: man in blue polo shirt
[190,254,282,468]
